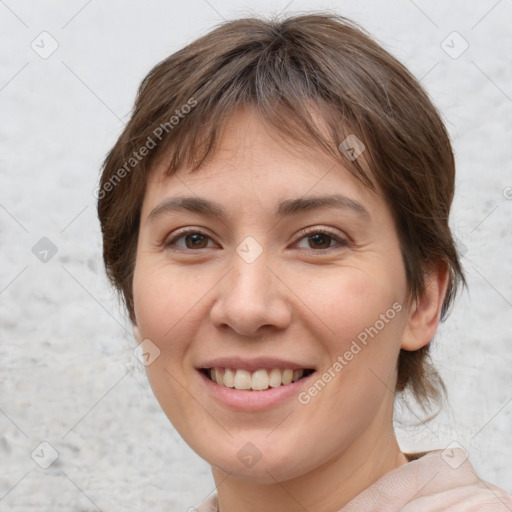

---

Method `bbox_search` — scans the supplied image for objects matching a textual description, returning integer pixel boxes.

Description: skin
[132,106,448,512]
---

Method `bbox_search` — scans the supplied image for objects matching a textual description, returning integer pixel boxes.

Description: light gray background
[1,0,511,510]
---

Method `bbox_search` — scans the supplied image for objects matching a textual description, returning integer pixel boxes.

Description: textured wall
[1,0,511,510]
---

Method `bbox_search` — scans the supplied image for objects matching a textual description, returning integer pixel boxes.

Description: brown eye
[165,230,215,250]
[184,233,209,249]
[307,233,334,250]
[295,229,349,251]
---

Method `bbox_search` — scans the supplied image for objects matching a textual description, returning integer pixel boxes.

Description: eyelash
[164,227,350,253]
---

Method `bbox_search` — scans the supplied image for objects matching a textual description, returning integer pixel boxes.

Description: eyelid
[292,226,351,248]
[164,227,219,249]
[164,226,350,251]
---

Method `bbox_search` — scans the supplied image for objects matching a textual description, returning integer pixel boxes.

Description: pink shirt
[195,449,512,511]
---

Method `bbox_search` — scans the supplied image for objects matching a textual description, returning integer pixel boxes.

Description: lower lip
[197,370,315,411]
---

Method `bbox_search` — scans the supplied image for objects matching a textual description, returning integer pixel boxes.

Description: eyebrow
[146,194,371,223]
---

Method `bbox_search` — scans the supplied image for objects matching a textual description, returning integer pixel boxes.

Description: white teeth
[282,369,293,385]
[213,368,224,385]
[269,368,282,388]
[251,369,269,390]
[223,368,235,388]
[233,369,252,390]
[208,367,309,391]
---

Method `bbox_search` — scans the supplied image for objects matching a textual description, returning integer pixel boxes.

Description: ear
[401,261,450,351]
[133,323,142,343]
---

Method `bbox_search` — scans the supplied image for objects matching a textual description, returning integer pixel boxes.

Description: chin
[198,432,335,484]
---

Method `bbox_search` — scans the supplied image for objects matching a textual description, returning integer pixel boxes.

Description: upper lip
[197,356,315,372]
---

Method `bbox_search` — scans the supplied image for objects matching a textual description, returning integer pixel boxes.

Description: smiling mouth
[201,367,315,391]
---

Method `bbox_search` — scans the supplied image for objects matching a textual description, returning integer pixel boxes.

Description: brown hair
[97,13,465,411]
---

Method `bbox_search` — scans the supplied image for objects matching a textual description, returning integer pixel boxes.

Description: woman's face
[133,107,412,483]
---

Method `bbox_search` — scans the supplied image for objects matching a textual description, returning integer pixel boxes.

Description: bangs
[156,99,374,191]
[127,16,390,187]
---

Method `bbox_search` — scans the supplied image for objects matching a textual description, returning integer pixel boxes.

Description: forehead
[142,106,383,221]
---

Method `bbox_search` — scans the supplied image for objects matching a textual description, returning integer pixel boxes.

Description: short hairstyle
[97,13,465,411]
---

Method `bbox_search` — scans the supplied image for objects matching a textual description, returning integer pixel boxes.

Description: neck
[211,408,408,512]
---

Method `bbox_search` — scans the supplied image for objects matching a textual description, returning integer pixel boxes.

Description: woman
[97,13,511,511]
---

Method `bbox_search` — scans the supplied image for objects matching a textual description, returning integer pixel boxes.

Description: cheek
[297,264,407,400]
[300,263,406,342]
[132,258,210,346]
[132,258,217,427]
[132,262,211,436]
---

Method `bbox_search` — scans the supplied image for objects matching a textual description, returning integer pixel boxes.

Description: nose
[209,253,292,337]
